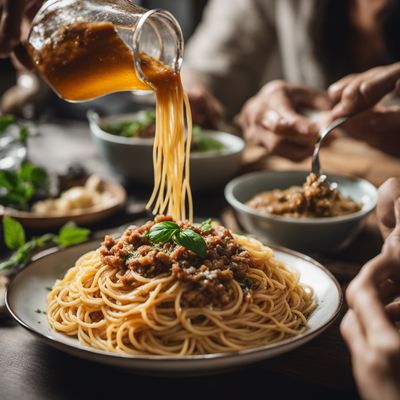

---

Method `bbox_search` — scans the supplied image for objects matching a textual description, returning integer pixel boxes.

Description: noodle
[47,234,315,356]
[143,64,193,222]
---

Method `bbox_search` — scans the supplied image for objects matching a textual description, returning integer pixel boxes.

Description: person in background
[183,0,400,159]
[341,177,400,400]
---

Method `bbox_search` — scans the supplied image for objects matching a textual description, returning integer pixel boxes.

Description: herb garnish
[199,219,212,231]
[148,221,207,258]
[0,217,91,271]
[0,162,49,210]
[0,115,28,144]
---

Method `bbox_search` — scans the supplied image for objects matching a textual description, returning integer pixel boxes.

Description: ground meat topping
[100,217,255,307]
[247,173,361,218]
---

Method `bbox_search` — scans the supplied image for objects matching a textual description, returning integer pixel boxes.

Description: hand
[0,0,43,67]
[329,63,400,119]
[237,80,332,162]
[182,69,223,129]
[341,200,400,400]
[337,106,400,157]
[377,178,400,239]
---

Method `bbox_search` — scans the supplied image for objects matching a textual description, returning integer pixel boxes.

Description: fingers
[346,250,400,343]
[330,77,369,118]
[0,0,26,57]
[328,74,356,104]
[377,179,400,239]
[340,310,366,354]
[385,301,400,323]
[243,124,313,162]
[378,279,400,303]
[260,109,319,146]
[329,64,400,119]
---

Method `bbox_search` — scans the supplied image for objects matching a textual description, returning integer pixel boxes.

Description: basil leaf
[173,229,207,258]
[0,115,14,132]
[200,219,212,231]
[57,223,91,247]
[147,221,180,243]
[3,216,26,250]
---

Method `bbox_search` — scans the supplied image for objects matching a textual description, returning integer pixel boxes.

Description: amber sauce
[28,21,179,101]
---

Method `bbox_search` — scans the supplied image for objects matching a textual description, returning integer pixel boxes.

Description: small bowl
[0,177,127,230]
[88,111,245,191]
[225,170,377,253]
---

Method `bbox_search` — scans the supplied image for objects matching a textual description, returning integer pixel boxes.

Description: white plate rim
[5,241,343,363]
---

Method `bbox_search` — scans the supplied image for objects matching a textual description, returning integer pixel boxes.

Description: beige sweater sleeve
[184,0,276,117]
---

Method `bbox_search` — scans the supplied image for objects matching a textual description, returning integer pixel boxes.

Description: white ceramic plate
[6,240,342,375]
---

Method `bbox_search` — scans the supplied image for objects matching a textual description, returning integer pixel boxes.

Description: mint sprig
[147,221,207,258]
[0,217,91,271]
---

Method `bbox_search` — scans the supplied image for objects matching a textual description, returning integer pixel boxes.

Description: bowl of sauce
[225,170,377,253]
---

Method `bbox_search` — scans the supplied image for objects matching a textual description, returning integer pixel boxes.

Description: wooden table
[1,122,399,400]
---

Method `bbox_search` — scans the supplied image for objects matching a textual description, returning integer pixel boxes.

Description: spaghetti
[47,219,315,356]
[42,21,315,356]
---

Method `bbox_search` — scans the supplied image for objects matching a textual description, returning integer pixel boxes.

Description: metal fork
[311,117,350,176]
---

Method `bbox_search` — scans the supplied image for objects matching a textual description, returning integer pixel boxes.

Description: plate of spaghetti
[6,217,341,374]
[12,15,341,374]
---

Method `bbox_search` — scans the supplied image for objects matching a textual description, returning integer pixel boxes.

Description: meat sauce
[100,216,255,307]
[247,173,361,218]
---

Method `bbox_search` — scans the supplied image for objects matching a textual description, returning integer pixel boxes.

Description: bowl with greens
[88,110,245,191]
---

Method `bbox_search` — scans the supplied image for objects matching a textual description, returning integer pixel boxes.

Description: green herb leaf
[18,162,48,188]
[3,216,26,250]
[0,115,14,132]
[0,221,89,271]
[200,219,212,231]
[0,161,48,211]
[57,223,91,247]
[19,125,28,144]
[173,229,207,258]
[0,170,17,191]
[147,221,180,243]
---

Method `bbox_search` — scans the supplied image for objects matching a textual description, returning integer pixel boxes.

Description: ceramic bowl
[225,170,377,253]
[88,111,245,191]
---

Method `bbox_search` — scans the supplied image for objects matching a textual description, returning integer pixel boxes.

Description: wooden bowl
[0,178,127,230]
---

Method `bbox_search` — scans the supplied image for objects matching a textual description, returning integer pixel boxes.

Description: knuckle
[375,337,400,361]
[379,177,400,195]
[383,234,400,261]
[264,80,286,93]
[346,280,360,305]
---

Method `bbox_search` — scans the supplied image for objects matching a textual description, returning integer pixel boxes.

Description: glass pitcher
[27,0,184,101]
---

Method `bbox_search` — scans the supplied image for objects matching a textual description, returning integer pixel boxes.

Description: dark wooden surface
[3,121,397,400]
